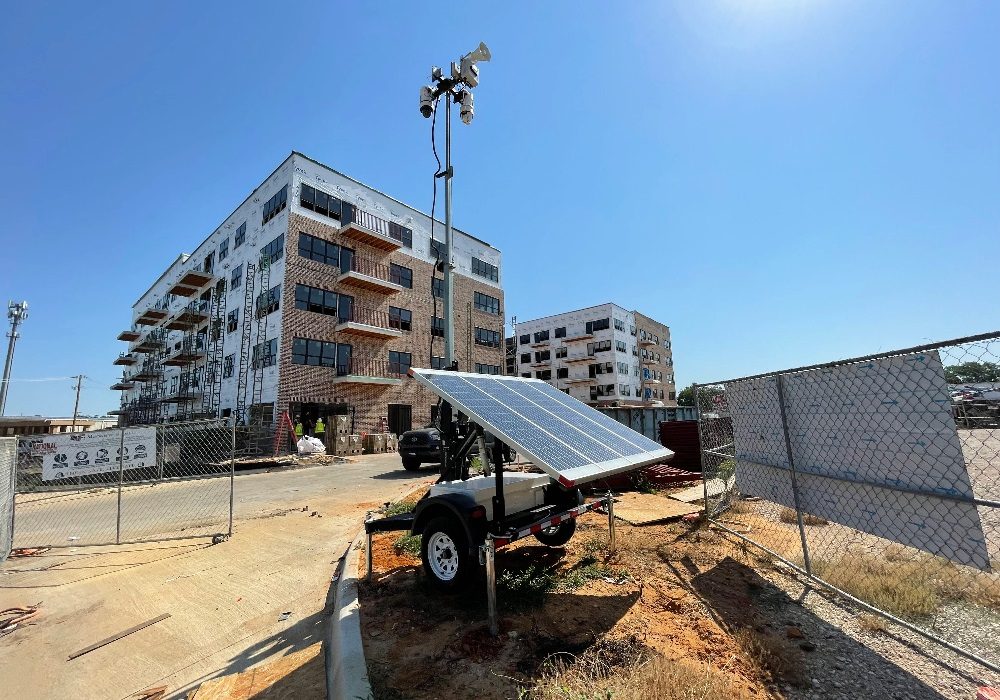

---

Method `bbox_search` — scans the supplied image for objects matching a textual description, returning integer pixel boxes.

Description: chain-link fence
[696,331,1000,673]
[12,420,234,549]
[0,438,15,563]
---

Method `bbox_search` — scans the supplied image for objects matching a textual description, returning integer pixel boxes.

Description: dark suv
[399,426,514,471]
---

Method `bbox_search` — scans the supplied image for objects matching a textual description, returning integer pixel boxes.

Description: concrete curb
[326,529,373,700]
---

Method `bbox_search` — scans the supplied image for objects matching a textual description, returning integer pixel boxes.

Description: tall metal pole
[71,375,84,432]
[443,93,455,365]
[0,302,28,416]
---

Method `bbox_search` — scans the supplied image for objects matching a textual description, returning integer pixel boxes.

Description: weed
[778,507,828,526]
[857,613,888,633]
[382,500,416,517]
[727,499,757,515]
[733,628,805,685]
[498,565,555,611]
[630,470,657,494]
[393,534,421,559]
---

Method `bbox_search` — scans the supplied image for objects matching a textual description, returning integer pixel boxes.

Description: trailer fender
[412,495,486,556]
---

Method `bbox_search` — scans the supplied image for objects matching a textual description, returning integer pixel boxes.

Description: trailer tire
[402,458,421,471]
[421,516,472,592]
[533,518,576,547]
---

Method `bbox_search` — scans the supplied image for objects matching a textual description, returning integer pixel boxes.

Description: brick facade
[276,212,506,432]
[633,310,677,404]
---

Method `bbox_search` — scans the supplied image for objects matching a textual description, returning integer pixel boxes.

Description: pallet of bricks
[331,415,362,457]
[362,432,388,454]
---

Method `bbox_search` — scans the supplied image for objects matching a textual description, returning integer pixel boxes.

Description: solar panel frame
[408,368,674,486]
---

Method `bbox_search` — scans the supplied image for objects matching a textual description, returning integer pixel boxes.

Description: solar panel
[408,368,674,486]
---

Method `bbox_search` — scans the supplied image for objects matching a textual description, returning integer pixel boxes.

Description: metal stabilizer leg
[483,538,498,636]
[607,491,617,555]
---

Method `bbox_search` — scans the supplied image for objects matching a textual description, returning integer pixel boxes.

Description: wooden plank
[68,613,170,660]
[611,492,700,525]
[669,476,734,503]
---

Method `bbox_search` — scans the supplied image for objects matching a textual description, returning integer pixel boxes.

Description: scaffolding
[201,279,228,418]
[250,254,271,423]
[235,261,257,426]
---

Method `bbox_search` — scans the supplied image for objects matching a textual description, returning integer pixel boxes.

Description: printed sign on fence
[35,427,157,481]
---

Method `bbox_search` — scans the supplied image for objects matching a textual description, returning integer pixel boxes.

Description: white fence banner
[35,427,157,481]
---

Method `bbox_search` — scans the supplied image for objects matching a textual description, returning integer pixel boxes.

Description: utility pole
[71,375,86,432]
[419,42,491,366]
[0,301,28,416]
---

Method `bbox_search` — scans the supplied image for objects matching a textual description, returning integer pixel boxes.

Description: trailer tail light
[470,506,487,519]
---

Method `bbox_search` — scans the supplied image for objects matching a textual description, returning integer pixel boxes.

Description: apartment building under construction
[112,152,506,435]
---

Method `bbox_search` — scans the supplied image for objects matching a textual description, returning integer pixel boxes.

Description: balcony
[642,375,662,385]
[564,354,594,364]
[531,340,550,348]
[330,358,404,386]
[163,340,206,366]
[338,255,404,294]
[641,356,657,365]
[117,329,141,342]
[639,337,657,347]
[562,333,594,343]
[110,379,136,391]
[339,203,411,252]
[169,270,215,296]
[135,308,168,326]
[564,377,596,384]
[159,386,204,404]
[114,353,138,366]
[530,359,551,367]
[164,302,210,330]
[131,334,165,354]
[130,366,160,382]
[334,306,404,340]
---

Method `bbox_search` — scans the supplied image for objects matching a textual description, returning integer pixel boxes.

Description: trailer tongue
[364,369,674,632]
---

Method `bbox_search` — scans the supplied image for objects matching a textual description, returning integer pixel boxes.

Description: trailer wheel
[421,516,471,592]
[533,518,576,547]
[402,458,421,471]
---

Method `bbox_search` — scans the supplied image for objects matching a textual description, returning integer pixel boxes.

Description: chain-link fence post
[229,423,236,537]
[115,428,125,545]
[775,374,813,576]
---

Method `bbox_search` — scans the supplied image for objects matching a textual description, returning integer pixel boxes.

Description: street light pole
[0,301,28,416]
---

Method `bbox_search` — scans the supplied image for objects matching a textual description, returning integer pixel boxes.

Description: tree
[676,383,724,407]
[944,361,1000,384]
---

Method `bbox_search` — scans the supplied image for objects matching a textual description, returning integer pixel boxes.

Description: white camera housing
[419,85,435,118]
[459,90,474,125]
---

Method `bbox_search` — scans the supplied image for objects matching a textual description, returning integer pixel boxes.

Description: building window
[616,340,627,353]
[620,384,630,396]
[555,327,566,338]
[430,238,445,260]
[389,350,412,375]
[223,354,235,378]
[389,306,412,332]
[431,355,447,369]
[630,325,636,336]
[536,369,552,380]
[234,222,246,248]
[219,238,229,261]
[294,284,351,321]
[252,338,278,369]
[617,361,628,374]
[521,373,531,378]
[614,318,625,332]
[474,291,501,316]
[555,347,567,359]
[292,337,351,370]
[230,264,243,291]
[640,330,647,341]
[520,353,531,364]
[587,340,612,355]
[519,334,530,345]
[203,252,215,274]
[299,183,342,221]
[654,335,659,344]
[664,340,671,350]
[431,316,444,338]
[533,330,550,343]
[390,263,413,289]
[262,233,285,265]
[475,327,500,348]
[471,257,499,282]
[255,285,281,317]
[534,350,550,362]
[589,362,615,378]
[227,309,239,333]
[170,376,179,393]
[586,318,610,334]
[432,277,444,298]
[557,367,568,379]
[262,185,288,225]
[476,363,501,375]
[668,391,676,401]
[298,233,354,270]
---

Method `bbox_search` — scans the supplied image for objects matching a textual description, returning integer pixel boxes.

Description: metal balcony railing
[341,203,412,247]
[340,304,395,330]
[346,255,397,284]
[335,357,405,379]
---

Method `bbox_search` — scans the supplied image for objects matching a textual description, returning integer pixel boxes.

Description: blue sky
[1,1,997,416]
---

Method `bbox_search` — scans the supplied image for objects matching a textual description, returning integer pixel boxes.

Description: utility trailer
[364,369,674,630]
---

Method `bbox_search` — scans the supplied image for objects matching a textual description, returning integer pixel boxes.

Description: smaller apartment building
[514,303,676,406]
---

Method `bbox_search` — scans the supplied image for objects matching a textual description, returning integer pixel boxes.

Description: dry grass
[732,628,805,685]
[529,653,756,700]
[778,507,828,526]
[726,499,757,515]
[807,551,1000,619]
[857,614,889,634]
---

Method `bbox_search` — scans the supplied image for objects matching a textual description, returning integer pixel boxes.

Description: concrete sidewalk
[0,454,433,699]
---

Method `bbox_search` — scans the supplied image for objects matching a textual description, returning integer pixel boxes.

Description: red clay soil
[359,512,798,699]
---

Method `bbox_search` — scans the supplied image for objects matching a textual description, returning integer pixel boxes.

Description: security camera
[419,85,435,118]
[458,90,474,125]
